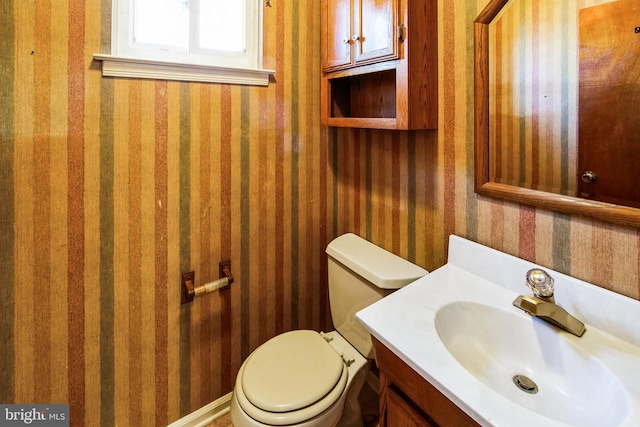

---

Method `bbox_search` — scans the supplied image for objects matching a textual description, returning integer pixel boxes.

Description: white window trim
[93,53,274,86]
[93,0,274,86]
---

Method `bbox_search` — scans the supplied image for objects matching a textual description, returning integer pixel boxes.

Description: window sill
[93,54,274,86]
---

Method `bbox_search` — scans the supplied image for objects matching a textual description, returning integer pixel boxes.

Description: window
[94,0,273,85]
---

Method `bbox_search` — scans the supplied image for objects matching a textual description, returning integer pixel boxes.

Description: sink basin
[435,301,629,427]
[357,235,640,426]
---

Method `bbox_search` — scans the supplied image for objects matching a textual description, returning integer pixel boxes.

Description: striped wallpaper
[1,0,332,425]
[1,0,639,426]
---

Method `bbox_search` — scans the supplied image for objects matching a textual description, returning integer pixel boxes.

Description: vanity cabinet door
[321,0,352,72]
[387,388,435,427]
[374,337,480,427]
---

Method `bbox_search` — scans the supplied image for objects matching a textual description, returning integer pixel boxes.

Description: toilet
[230,233,428,427]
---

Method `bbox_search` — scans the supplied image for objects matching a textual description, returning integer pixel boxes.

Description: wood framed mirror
[474,0,640,228]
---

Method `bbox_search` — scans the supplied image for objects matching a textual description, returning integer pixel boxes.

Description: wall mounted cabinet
[321,0,399,73]
[321,0,438,130]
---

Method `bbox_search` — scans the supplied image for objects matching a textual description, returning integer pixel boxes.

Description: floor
[207,379,380,427]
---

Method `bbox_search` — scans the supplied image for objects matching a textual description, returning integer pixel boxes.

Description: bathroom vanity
[357,235,640,427]
[373,336,478,426]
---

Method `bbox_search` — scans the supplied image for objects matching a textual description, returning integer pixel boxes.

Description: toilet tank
[325,233,428,358]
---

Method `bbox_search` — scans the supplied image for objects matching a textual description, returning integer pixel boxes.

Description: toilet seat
[235,330,349,425]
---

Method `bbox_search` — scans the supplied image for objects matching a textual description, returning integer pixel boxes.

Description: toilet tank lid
[326,233,428,289]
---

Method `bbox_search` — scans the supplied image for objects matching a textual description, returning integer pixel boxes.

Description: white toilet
[230,233,428,427]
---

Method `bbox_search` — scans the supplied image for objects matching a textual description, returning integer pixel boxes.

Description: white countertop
[356,235,640,427]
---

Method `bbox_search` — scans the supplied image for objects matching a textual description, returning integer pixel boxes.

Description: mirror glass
[476,0,640,226]
[488,0,580,197]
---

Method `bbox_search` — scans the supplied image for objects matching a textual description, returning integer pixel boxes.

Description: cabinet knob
[352,34,361,42]
[343,38,351,44]
[581,171,597,183]
[398,24,407,42]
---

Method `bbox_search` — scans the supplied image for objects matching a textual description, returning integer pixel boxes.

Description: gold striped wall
[1,0,640,426]
[1,0,332,425]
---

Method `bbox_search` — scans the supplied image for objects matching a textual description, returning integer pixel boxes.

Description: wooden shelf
[320,0,438,130]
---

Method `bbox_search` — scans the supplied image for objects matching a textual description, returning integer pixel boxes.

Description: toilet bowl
[230,233,428,427]
[230,330,367,427]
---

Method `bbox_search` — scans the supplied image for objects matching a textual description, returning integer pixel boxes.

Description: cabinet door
[353,0,398,65]
[387,388,435,427]
[321,0,352,71]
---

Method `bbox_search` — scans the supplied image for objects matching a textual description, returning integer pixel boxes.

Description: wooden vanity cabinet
[320,0,438,130]
[373,337,480,427]
[386,388,436,427]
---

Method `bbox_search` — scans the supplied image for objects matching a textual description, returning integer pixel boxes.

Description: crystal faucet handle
[526,268,554,298]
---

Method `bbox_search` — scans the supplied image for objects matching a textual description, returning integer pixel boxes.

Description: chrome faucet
[513,268,586,337]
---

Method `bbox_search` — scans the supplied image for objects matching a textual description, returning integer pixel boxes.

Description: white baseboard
[167,392,232,427]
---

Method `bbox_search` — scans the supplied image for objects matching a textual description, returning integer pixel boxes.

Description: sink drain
[513,375,538,394]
